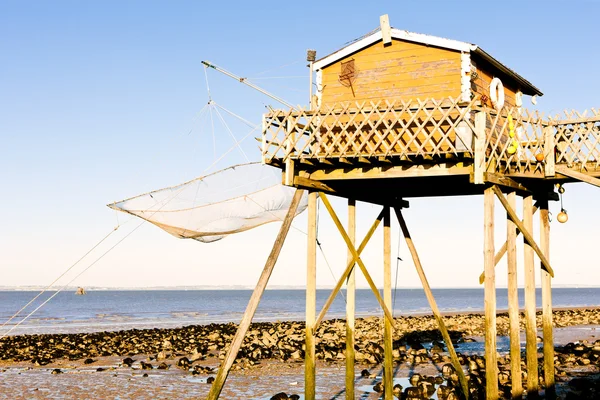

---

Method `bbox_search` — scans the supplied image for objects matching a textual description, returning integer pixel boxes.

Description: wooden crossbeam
[556,165,600,188]
[207,189,305,400]
[484,172,531,194]
[312,208,385,330]
[394,207,470,399]
[319,193,395,325]
[492,185,555,277]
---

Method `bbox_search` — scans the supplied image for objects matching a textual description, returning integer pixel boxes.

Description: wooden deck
[261,98,600,199]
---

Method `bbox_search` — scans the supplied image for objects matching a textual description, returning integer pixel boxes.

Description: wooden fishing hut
[208,15,600,400]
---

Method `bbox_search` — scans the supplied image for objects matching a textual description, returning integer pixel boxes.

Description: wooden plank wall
[319,39,462,105]
[471,62,519,109]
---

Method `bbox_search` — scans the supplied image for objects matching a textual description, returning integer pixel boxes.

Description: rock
[122,357,134,367]
[289,395,300,400]
[392,383,402,398]
[83,358,95,364]
[157,362,169,370]
[177,357,191,370]
[270,393,288,400]
[96,367,105,372]
[409,373,421,386]
[373,381,383,393]
[51,368,62,375]
[206,376,215,384]
[142,373,148,377]
[140,361,153,370]
[360,369,370,377]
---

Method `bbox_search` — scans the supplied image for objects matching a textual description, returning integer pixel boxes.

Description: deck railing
[261,97,600,176]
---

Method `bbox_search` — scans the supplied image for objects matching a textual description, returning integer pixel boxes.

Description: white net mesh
[108,163,307,243]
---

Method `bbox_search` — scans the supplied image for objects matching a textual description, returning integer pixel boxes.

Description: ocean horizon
[1,288,599,336]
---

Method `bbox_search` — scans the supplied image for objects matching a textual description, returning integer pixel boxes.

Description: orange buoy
[557,210,568,223]
[535,153,545,162]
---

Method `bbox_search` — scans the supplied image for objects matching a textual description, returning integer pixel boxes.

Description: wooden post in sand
[506,191,523,399]
[305,191,317,400]
[345,199,356,400]
[383,206,393,399]
[523,194,539,398]
[540,197,555,399]
[207,189,305,400]
[484,186,499,399]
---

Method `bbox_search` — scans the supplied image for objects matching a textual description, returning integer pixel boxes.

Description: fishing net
[108,163,307,243]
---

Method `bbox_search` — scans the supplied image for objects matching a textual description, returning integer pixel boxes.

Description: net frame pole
[207,189,305,400]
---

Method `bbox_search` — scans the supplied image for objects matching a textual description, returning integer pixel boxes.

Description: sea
[0,288,599,336]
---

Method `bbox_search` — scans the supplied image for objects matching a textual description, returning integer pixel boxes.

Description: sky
[1,1,599,290]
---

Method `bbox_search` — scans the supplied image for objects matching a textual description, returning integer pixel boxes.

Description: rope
[213,103,258,129]
[212,106,250,162]
[0,226,121,331]
[250,59,303,77]
[392,232,402,318]
[0,220,146,338]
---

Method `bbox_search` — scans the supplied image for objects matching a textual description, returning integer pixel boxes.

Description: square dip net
[108,162,307,243]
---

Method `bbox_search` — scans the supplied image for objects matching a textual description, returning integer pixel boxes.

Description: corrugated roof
[314,28,543,96]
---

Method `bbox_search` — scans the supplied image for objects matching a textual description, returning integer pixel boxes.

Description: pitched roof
[313,28,543,96]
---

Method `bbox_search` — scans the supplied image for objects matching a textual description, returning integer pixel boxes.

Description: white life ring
[489,78,505,111]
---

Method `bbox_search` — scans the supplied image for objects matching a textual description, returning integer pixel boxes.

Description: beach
[1,308,600,399]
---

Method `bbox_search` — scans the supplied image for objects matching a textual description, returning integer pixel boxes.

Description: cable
[0,226,121,331]
[392,232,402,317]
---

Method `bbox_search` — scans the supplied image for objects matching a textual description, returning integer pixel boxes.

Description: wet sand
[1,309,599,399]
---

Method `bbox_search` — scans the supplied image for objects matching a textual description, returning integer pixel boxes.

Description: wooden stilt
[484,187,499,399]
[394,208,470,398]
[523,194,539,398]
[507,191,523,399]
[305,191,317,400]
[345,199,356,400]
[383,206,393,400]
[540,198,555,399]
[207,189,305,400]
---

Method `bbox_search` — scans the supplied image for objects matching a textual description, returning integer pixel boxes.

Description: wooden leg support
[484,187,499,399]
[394,207,470,398]
[207,189,305,400]
[346,199,356,400]
[540,198,555,399]
[383,207,393,400]
[507,192,523,399]
[523,195,539,398]
[305,191,317,400]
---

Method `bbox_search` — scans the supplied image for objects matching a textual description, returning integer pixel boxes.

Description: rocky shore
[1,308,599,399]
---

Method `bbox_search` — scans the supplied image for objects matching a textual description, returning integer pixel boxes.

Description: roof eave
[472,47,543,97]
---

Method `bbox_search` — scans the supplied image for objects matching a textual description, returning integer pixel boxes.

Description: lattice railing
[262,97,600,175]
[554,109,600,170]
[481,107,551,175]
[262,98,477,164]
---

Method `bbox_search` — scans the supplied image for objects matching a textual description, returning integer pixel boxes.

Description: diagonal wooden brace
[207,189,305,400]
[313,208,385,331]
[492,185,555,277]
[319,193,396,326]
[479,203,539,284]
[394,207,470,399]
[556,165,600,188]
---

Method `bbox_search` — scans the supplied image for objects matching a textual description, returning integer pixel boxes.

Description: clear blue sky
[1,1,599,289]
